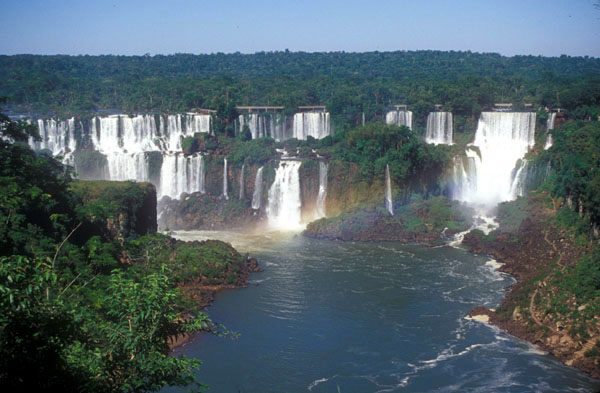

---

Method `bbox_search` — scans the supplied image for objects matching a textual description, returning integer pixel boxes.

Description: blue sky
[1,0,599,57]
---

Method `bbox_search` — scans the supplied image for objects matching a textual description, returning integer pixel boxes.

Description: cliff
[70,180,157,240]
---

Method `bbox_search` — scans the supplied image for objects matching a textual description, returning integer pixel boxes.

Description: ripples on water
[164,231,600,393]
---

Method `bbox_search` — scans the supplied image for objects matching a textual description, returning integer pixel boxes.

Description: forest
[1,51,599,132]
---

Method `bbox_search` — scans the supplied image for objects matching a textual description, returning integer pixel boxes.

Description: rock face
[71,180,157,240]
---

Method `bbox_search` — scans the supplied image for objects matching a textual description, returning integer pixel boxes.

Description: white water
[251,167,264,210]
[158,153,204,199]
[452,112,536,207]
[544,112,556,150]
[266,161,303,230]
[238,113,288,141]
[30,118,77,164]
[293,112,330,140]
[385,164,394,216]
[426,112,453,145]
[509,159,530,198]
[239,164,245,200]
[385,110,413,129]
[316,162,328,218]
[222,158,229,200]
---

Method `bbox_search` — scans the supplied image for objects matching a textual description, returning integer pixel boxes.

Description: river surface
[165,231,600,393]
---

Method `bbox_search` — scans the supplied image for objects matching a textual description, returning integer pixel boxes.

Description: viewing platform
[390,104,408,111]
[493,103,513,111]
[235,106,285,113]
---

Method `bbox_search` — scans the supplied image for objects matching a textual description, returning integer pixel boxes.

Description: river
[165,231,600,393]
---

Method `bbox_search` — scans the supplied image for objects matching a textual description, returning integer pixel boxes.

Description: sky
[0,0,599,57]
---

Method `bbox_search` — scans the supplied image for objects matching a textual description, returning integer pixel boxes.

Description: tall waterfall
[451,153,478,202]
[30,118,77,159]
[509,159,530,198]
[452,112,536,207]
[239,164,245,200]
[385,164,394,216]
[30,113,212,202]
[316,162,328,218]
[385,110,413,129]
[425,112,453,145]
[544,112,556,150]
[293,112,330,140]
[251,167,264,210]
[266,161,302,229]
[158,154,204,200]
[238,113,289,141]
[222,158,229,200]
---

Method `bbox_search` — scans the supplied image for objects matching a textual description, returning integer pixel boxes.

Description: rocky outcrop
[305,196,473,244]
[464,193,600,378]
[71,180,157,240]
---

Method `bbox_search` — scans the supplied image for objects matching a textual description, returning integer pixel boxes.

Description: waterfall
[385,110,413,129]
[452,112,536,207]
[266,161,303,229]
[451,153,478,202]
[292,112,330,140]
[385,164,393,216]
[316,162,328,218]
[163,114,211,151]
[425,112,453,145]
[251,167,264,210]
[239,164,245,200]
[238,113,288,141]
[31,118,77,164]
[158,153,204,200]
[29,113,214,203]
[509,159,530,198]
[544,112,556,150]
[222,158,229,200]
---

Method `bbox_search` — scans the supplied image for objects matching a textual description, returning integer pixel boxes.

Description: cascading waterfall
[293,112,330,140]
[239,164,245,200]
[237,113,289,141]
[222,158,229,200]
[266,161,303,229]
[158,154,204,200]
[316,162,328,218]
[425,112,453,145]
[30,118,77,164]
[452,112,536,207]
[509,159,530,198]
[544,112,556,150]
[451,153,478,202]
[385,110,413,129]
[162,114,211,151]
[251,167,264,210]
[385,164,393,216]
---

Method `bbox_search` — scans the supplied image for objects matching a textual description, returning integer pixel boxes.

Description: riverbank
[464,192,600,378]
[169,254,260,350]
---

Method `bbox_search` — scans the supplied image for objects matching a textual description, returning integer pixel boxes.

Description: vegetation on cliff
[0,107,251,391]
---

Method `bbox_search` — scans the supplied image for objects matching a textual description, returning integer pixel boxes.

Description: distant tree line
[1,51,599,132]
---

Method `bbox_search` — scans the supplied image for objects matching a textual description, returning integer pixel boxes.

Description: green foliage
[2,53,599,129]
[0,109,236,391]
[496,197,530,232]
[226,137,278,167]
[546,121,600,228]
